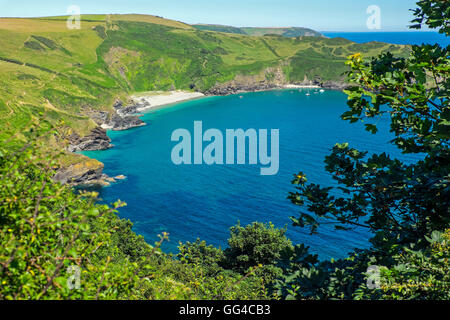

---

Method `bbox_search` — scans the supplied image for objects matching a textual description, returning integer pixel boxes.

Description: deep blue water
[84,90,421,260]
[322,31,449,46]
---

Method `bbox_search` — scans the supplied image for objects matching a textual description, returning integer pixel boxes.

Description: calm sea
[84,89,421,260]
[322,31,449,46]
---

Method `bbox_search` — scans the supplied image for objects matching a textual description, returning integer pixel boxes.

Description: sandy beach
[131,91,205,112]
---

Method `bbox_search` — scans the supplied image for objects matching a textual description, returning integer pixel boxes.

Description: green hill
[192,24,247,34]
[0,14,409,154]
[192,24,324,38]
[242,27,323,37]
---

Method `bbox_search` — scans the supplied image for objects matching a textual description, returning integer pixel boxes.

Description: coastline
[64,83,345,187]
[130,84,327,112]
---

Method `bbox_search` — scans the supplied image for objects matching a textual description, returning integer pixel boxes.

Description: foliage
[223,222,293,283]
[374,230,450,300]
[278,0,449,300]
[410,0,450,34]
[0,125,270,300]
[178,239,226,276]
[274,229,449,300]
[288,0,449,243]
[0,124,143,299]
[1,1,447,301]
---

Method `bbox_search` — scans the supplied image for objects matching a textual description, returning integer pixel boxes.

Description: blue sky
[0,0,422,31]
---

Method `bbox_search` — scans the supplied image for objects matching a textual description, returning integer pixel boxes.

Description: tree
[224,222,293,281]
[0,123,269,300]
[289,0,449,244]
[280,0,449,300]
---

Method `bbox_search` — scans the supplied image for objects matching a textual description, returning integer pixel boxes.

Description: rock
[113,99,123,109]
[108,113,146,131]
[135,98,151,109]
[117,104,138,115]
[320,81,350,90]
[105,176,117,183]
[90,111,109,125]
[205,83,279,96]
[114,175,126,180]
[68,127,112,152]
[53,158,106,186]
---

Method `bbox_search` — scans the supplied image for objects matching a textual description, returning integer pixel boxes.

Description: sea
[322,31,449,46]
[83,32,444,260]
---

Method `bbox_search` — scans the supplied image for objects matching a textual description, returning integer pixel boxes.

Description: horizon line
[0,13,436,33]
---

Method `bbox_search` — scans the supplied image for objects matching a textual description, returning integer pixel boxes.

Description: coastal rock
[90,111,109,126]
[53,158,107,186]
[113,99,124,109]
[107,113,146,131]
[134,98,151,109]
[205,83,279,96]
[102,99,146,130]
[320,81,350,90]
[68,127,112,152]
[117,104,138,115]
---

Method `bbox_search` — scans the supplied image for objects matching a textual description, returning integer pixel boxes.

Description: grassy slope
[241,27,322,37]
[192,24,247,34]
[0,15,409,146]
[192,24,323,37]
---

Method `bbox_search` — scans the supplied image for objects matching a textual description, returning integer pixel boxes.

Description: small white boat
[320,89,325,93]
[305,93,310,96]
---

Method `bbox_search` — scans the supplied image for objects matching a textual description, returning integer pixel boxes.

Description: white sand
[132,91,205,112]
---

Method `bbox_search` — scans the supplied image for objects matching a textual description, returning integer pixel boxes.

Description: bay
[84,89,421,260]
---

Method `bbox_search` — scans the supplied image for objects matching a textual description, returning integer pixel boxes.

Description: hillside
[242,27,323,37]
[0,14,409,180]
[192,24,247,34]
[192,24,323,37]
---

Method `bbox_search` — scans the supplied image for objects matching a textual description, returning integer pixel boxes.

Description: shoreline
[131,91,206,112]
[129,84,328,112]
[66,84,343,187]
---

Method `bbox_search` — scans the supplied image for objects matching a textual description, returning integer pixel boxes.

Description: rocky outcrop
[205,79,349,95]
[107,113,146,131]
[127,97,151,111]
[320,80,351,90]
[117,104,138,115]
[58,99,145,186]
[205,66,289,95]
[205,83,280,95]
[68,127,112,152]
[53,158,109,187]
[104,99,146,131]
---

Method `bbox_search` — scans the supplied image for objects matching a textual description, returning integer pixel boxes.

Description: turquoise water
[84,90,421,259]
[322,31,449,46]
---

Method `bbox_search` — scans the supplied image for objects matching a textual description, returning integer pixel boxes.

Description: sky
[0,0,423,31]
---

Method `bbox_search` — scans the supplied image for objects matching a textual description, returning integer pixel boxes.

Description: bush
[224,222,293,282]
